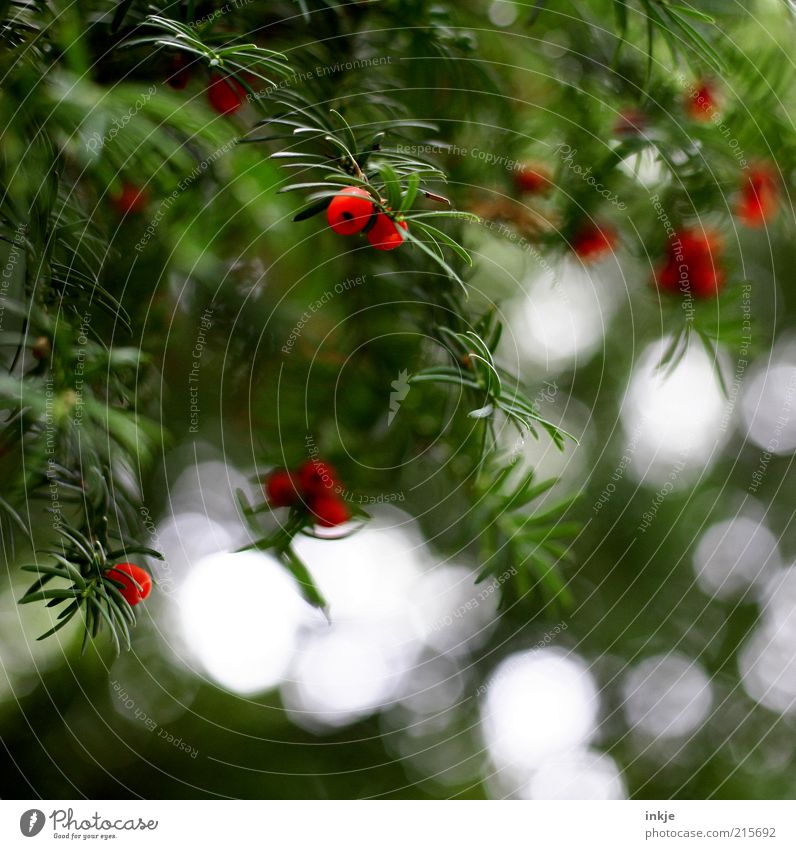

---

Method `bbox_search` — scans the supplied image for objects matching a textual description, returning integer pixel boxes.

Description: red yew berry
[571,222,617,262]
[687,81,718,121]
[105,563,152,606]
[367,213,408,251]
[737,165,778,228]
[326,187,376,235]
[263,458,354,528]
[309,493,351,528]
[614,108,646,137]
[264,469,299,507]
[207,74,247,115]
[514,163,551,196]
[31,336,51,361]
[656,228,725,298]
[298,459,338,497]
[112,183,148,215]
[167,53,192,90]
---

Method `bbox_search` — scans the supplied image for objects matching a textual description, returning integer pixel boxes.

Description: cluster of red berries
[685,81,780,227]
[737,165,779,228]
[614,107,647,137]
[656,228,725,298]
[513,163,552,196]
[653,166,777,299]
[686,80,719,122]
[206,73,248,115]
[109,61,249,217]
[105,562,152,607]
[511,161,617,263]
[164,52,248,116]
[614,83,715,136]
[326,187,408,250]
[265,460,351,527]
[111,182,149,215]
[571,221,618,263]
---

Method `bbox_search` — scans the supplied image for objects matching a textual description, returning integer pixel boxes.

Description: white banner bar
[2,800,795,848]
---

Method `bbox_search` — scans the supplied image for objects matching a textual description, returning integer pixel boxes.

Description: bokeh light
[282,512,495,730]
[488,0,518,27]
[481,648,600,792]
[740,565,796,714]
[622,337,730,484]
[622,653,713,739]
[178,550,314,695]
[741,360,796,456]
[523,749,626,800]
[739,622,796,715]
[693,516,782,599]
[506,260,621,373]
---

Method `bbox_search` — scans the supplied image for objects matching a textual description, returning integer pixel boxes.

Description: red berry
[31,336,51,361]
[687,81,718,121]
[298,459,338,497]
[309,494,351,528]
[264,469,299,507]
[571,222,616,262]
[105,563,152,606]
[614,108,646,137]
[367,213,408,251]
[514,164,551,195]
[326,187,376,235]
[737,165,778,228]
[207,74,247,115]
[656,228,725,299]
[167,53,192,90]
[112,183,148,215]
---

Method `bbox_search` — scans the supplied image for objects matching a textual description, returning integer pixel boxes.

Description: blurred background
[2,0,796,799]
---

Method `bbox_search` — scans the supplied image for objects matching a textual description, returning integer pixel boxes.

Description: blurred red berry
[106,562,152,606]
[298,459,338,497]
[614,108,646,136]
[309,494,351,528]
[367,213,408,250]
[571,222,617,262]
[207,74,247,115]
[264,469,299,507]
[514,163,551,195]
[687,81,718,121]
[656,228,725,298]
[112,183,148,215]
[31,336,51,361]
[737,165,778,228]
[167,53,192,90]
[326,187,376,235]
